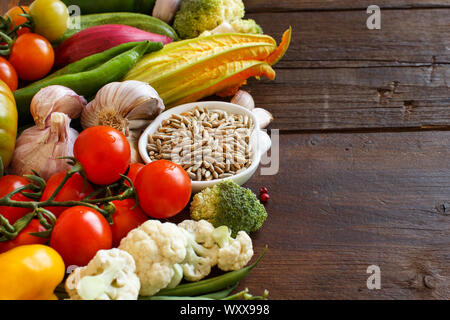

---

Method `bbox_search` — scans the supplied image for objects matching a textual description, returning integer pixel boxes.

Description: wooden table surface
[11,0,450,300]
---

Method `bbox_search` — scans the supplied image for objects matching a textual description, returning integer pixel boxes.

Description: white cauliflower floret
[178,220,219,281]
[119,220,187,296]
[179,219,217,248]
[213,226,254,271]
[65,249,140,300]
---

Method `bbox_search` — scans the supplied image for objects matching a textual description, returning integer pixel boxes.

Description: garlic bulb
[152,0,182,23]
[81,80,165,163]
[231,90,255,110]
[253,108,274,129]
[10,112,78,181]
[30,85,87,129]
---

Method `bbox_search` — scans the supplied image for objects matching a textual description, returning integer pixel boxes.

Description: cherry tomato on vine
[5,6,30,36]
[40,171,94,218]
[29,0,69,42]
[0,175,34,224]
[126,163,145,187]
[0,57,18,91]
[110,199,147,247]
[0,219,48,254]
[135,160,191,219]
[50,206,112,266]
[73,126,131,185]
[8,33,54,81]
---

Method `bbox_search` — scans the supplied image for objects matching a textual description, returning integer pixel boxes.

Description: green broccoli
[190,180,267,236]
[173,0,249,39]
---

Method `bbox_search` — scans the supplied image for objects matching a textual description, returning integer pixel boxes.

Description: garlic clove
[231,90,255,111]
[253,108,274,129]
[10,112,78,181]
[152,0,182,23]
[30,85,87,129]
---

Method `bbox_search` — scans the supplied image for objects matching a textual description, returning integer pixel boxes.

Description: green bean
[200,282,239,299]
[140,296,214,300]
[154,246,268,297]
[139,283,239,300]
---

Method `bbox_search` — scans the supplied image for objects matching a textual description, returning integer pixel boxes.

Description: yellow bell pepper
[0,244,65,300]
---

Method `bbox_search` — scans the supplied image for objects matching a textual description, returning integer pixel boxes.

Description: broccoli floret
[173,0,245,39]
[230,19,263,34]
[190,180,267,236]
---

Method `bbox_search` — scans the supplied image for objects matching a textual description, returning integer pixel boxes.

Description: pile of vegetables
[0,0,291,300]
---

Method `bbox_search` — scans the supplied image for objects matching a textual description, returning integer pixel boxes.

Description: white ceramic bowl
[138,101,271,193]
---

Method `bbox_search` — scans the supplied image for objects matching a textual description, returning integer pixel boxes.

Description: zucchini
[56,12,178,44]
[61,0,156,14]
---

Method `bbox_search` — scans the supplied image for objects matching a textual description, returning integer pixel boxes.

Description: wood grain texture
[241,131,450,299]
[242,9,450,131]
[244,0,450,12]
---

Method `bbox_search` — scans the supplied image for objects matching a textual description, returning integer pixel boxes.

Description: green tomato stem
[0,161,136,240]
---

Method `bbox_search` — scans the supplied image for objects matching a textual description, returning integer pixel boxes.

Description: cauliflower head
[213,226,254,271]
[178,219,219,281]
[173,0,245,39]
[190,180,267,236]
[119,220,187,296]
[65,249,140,300]
[179,220,254,277]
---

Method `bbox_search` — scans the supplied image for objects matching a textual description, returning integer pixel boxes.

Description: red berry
[259,187,268,194]
[260,192,270,203]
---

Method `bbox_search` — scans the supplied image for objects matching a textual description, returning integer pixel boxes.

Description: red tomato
[126,163,145,187]
[110,199,147,247]
[50,206,112,267]
[5,6,30,36]
[0,175,34,224]
[0,57,18,91]
[40,171,94,217]
[8,33,54,81]
[0,219,48,254]
[73,126,131,185]
[135,160,191,219]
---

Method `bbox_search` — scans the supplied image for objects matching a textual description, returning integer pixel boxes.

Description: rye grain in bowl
[138,102,272,193]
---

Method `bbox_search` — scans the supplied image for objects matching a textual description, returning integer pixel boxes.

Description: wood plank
[239,131,450,299]
[248,9,450,65]
[246,66,449,131]
[239,9,450,131]
[244,0,450,12]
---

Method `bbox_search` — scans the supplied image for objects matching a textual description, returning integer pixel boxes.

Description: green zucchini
[56,12,178,44]
[61,0,156,14]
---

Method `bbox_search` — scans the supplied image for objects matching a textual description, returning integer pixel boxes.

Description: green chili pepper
[47,42,160,81]
[14,41,161,126]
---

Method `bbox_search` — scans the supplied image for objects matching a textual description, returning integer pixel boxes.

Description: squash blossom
[124,28,292,108]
